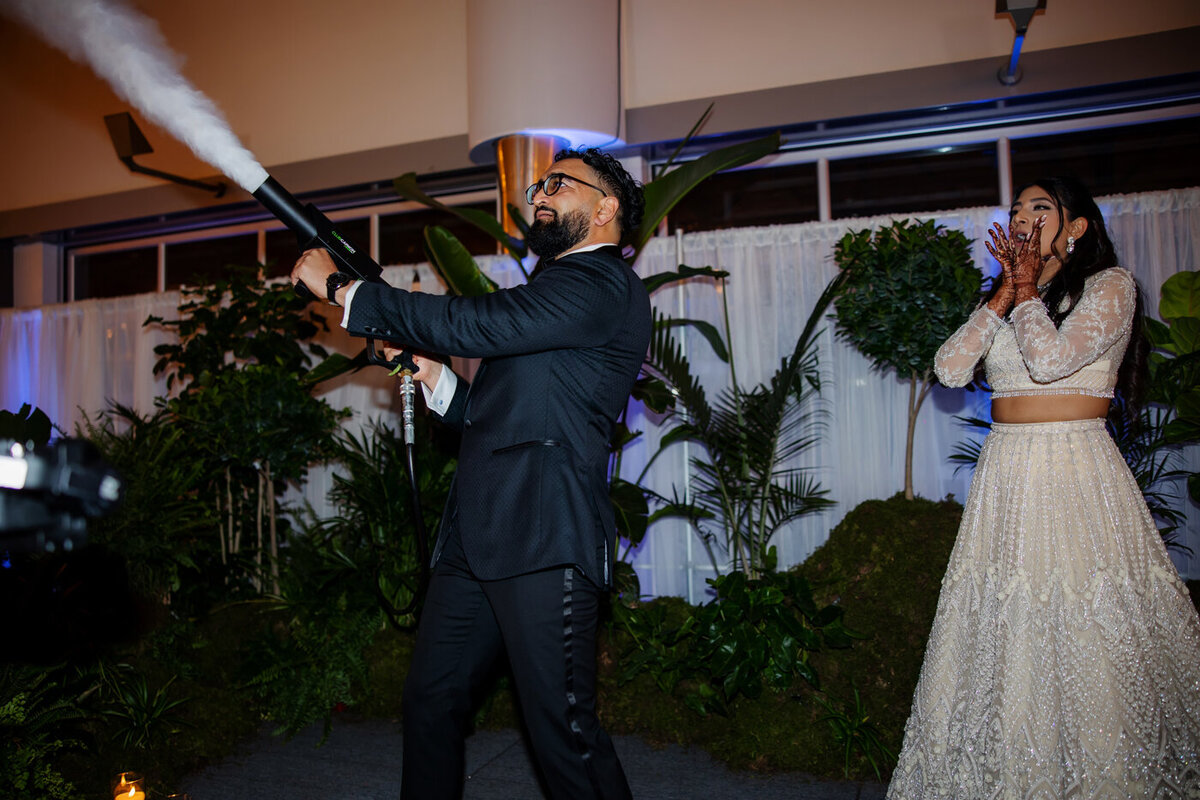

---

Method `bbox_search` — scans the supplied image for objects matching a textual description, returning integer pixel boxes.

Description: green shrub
[611,569,853,716]
[240,546,386,743]
[0,665,89,800]
[591,493,961,780]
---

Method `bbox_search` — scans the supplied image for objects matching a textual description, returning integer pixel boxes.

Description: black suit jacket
[346,245,651,587]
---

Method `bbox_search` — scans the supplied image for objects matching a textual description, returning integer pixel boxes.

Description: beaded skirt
[887,419,1200,799]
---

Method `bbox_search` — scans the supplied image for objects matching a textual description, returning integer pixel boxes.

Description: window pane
[73,246,158,299]
[831,144,999,219]
[668,162,819,232]
[379,201,500,266]
[165,234,259,289]
[263,217,371,279]
[1010,117,1200,196]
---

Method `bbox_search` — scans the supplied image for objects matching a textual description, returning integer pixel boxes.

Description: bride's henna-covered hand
[984,222,1017,316]
[1011,217,1046,305]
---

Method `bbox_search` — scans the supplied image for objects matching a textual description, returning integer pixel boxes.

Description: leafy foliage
[0,665,90,800]
[815,687,895,781]
[394,172,526,263]
[633,133,781,257]
[0,404,54,446]
[80,405,215,606]
[242,579,383,742]
[145,265,350,595]
[170,363,348,490]
[638,273,845,576]
[833,219,978,377]
[833,218,981,498]
[1143,270,1200,505]
[145,264,330,393]
[612,569,854,716]
[320,417,457,628]
[97,664,190,751]
[948,415,992,477]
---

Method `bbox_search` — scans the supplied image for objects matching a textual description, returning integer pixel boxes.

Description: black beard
[526,207,590,259]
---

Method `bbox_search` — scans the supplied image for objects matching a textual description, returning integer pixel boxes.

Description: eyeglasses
[525,172,608,205]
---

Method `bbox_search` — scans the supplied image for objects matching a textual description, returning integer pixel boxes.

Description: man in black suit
[292,148,650,800]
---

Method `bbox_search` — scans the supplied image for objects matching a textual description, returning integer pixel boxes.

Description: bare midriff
[991,394,1112,423]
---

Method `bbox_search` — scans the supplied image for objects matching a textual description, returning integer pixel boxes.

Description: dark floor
[181,720,888,800]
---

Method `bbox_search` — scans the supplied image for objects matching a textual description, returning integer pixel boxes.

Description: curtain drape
[3,188,1196,601]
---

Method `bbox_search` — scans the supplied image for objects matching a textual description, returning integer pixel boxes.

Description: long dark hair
[984,176,1148,408]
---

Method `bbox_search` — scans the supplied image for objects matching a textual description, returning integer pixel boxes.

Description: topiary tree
[145,265,349,595]
[832,218,981,500]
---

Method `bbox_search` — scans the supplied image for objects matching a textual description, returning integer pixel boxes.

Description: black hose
[375,397,431,632]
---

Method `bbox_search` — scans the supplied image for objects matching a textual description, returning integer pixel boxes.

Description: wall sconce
[995,0,1047,85]
[104,111,226,197]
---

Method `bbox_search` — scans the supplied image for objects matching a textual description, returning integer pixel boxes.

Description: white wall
[623,0,1200,107]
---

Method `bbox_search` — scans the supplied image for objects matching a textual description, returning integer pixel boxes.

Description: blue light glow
[470,128,626,165]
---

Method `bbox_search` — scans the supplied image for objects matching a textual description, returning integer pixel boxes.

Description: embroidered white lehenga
[887,267,1200,799]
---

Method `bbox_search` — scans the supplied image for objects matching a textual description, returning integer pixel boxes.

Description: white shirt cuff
[339,280,364,328]
[423,364,457,416]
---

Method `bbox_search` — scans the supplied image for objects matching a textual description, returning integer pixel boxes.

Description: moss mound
[799,493,962,765]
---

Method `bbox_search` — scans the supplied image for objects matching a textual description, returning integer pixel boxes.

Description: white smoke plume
[1,0,269,193]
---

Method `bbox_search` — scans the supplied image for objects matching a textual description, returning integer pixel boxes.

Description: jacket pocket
[491,439,562,455]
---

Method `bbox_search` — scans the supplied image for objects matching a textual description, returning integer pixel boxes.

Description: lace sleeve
[1009,268,1136,383]
[933,305,1004,387]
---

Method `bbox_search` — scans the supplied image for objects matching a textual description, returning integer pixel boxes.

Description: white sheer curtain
[2,188,1197,598]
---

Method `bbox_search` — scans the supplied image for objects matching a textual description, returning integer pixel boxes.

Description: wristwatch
[326,271,354,305]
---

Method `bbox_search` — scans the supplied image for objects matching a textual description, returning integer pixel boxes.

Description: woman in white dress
[887,176,1200,799]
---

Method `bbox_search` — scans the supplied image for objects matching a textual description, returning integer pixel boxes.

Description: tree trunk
[904,372,934,500]
[255,468,264,592]
[216,494,227,565]
[226,467,238,555]
[266,460,278,595]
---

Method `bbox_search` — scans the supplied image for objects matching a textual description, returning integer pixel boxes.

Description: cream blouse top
[933,267,1136,399]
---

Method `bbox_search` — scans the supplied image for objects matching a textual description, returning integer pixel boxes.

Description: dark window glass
[1011,117,1200,196]
[73,246,158,299]
[165,233,259,289]
[0,241,12,308]
[667,162,819,232]
[379,201,500,266]
[263,217,371,279]
[830,144,999,219]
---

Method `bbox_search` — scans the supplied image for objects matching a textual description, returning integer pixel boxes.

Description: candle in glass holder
[112,772,145,800]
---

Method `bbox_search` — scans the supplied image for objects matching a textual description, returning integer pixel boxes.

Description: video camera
[0,438,123,553]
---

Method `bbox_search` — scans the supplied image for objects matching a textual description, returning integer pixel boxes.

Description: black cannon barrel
[251,174,406,370]
[251,175,384,286]
[252,176,319,243]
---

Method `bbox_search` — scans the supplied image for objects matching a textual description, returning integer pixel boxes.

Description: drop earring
[1066,235,1075,256]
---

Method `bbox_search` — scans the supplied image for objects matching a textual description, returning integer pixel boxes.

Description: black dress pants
[400,525,632,800]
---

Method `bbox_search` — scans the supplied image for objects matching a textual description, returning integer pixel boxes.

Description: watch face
[327,272,352,303]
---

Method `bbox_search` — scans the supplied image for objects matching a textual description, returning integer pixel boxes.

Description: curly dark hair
[983,175,1148,410]
[553,148,645,247]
